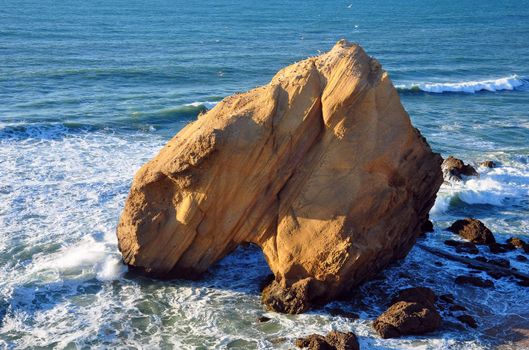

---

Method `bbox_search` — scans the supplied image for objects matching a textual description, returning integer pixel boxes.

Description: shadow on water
[123,243,273,297]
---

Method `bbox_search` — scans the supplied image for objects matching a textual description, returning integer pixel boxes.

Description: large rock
[117,40,443,307]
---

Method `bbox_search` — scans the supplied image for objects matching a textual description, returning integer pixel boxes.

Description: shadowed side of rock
[116,39,443,310]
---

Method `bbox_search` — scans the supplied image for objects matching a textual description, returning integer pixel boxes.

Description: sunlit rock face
[117,40,443,309]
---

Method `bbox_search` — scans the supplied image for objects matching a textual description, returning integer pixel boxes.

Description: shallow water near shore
[1,0,529,349]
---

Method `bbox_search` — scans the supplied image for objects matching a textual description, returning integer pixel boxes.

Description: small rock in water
[295,331,359,350]
[515,255,528,262]
[261,279,311,314]
[439,294,455,304]
[488,242,516,254]
[269,337,287,345]
[449,304,467,312]
[455,275,494,288]
[421,219,434,234]
[457,314,478,328]
[455,243,479,255]
[442,156,478,181]
[507,237,527,250]
[447,218,496,245]
[257,315,271,323]
[488,257,510,268]
[479,160,496,168]
[373,301,442,339]
[328,308,359,319]
[487,270,510,280]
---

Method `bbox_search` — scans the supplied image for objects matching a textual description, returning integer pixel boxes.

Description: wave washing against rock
[432,158,529,214]
[397,75,527,94]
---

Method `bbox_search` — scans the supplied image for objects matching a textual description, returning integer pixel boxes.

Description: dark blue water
[1,1,528,348]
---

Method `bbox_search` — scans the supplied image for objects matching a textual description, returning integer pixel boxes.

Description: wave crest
[397,75,527,94]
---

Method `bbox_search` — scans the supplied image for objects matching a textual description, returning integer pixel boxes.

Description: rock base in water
[373,287,442,339]
[447,218,495,245]
[295,331,359,350]
[116,40,442,310]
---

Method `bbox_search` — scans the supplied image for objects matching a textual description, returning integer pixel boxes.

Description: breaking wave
[397,75,527,94]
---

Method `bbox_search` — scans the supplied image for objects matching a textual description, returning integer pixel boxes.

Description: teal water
[1,1,528,349]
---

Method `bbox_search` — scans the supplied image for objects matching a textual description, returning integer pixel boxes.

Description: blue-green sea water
[1,1,529,349]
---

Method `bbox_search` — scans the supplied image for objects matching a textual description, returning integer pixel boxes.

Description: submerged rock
[373,301,442,339]
[457,314,478,328]
[447,219,496,245]
[116,40,443,308]
[295,331,359,350]
[391,287,437,306]
[328,308,360,319]
[442,156,478,181]
[455,275,494,288]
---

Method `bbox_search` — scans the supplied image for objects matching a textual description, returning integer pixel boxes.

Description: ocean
[1,0,528,348]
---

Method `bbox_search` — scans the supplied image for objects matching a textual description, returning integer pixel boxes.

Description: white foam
[399,75,525,93]
[431,160,529,214]
[186,101,219,109]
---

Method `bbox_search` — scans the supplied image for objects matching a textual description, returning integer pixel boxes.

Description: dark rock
[449,304,467,312]
[447,219,495,245]
[457,314,478,328]
[444,239,460,247]
[444,240,479,254]
[373,301,442,339]
[421,219,434,234]
[479,160,496,168]
[486,270,509,280]
[442,156,478,181]
[516,255,528,262]
[488,258,510,269]
[434,261,443,267]
[262,279,312,314]
[488,243,516,254]
[259,273,275,292]
[439,294,455,304]
[391,287,437,307]
[455,243,479,255]
[329,308,359,319]
[258,316,271,323]
[295,331,359,350]
[455,275,494,288]
[517,279,529,287]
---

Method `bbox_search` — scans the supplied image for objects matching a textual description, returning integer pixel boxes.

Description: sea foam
[397,75,526,93]
[431,159,529,215]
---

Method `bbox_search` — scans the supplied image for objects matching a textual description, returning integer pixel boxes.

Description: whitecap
[397,75,525,93]
[185,101,219,109]
[430,159,529,215]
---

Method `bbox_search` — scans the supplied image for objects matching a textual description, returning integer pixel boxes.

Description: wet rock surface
[479,160,496,168]
[447,219,496,245]
[373,301,442,339]
[295,331,359,350]
[373,287,442,339]
[261,279,313,314]
[442,156,478,181]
